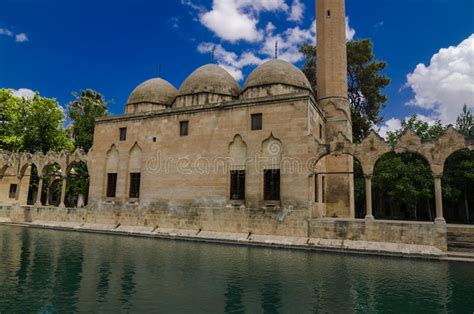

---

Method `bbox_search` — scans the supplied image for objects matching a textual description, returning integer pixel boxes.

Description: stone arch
[353,131,392,176]
[311,144,364,220]
[106,145,119,174]
[0,164,11,178]
[127,142,143,200]
[372,150,434,221]
[441,148,474,224]
[128,142,143,173]
[18,161,41,205]
[261,133,283,170]
[65,159,90,208]
[39,151,65,177]
[40,161,63,207]
[229,134,247,170]
[430,127,469,176]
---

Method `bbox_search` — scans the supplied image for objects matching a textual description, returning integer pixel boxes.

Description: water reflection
[96,261,111,304]
[0,225,473,313]
[120,263,136,312]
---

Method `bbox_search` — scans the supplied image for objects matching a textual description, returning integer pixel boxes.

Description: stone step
[447,251,474,260]
[448,246,474,253]
[448,241,474,248]
[447,233,474,242]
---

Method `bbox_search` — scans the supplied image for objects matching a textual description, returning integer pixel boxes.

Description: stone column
[365,174,374,220]
[35,176,43,207]
[434,174,445,223]
[58,176,67,208]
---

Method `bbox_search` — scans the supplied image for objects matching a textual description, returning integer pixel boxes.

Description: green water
[0,225,473,313]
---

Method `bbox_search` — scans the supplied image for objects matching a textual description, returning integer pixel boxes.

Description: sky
[1,0,473,137]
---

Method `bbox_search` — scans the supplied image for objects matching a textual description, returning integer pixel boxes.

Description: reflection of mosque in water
[1,226,468,313]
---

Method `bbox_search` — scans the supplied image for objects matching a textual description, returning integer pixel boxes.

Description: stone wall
[2,205,310,238]
[0,205,448,251]
[90,93,322,211]
[309,218,448,251]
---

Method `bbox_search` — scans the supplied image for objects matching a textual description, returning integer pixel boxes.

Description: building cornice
[96,91,322,124]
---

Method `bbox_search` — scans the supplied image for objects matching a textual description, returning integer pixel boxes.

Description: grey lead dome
[179,64,241,97]
[244,60,313,92]
[128,78,178,106]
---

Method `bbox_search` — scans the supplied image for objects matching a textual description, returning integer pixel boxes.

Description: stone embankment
[1,217,473,262]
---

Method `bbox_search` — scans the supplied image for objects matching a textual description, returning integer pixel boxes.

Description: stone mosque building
[87,0,354,220]
[1,0,472,254]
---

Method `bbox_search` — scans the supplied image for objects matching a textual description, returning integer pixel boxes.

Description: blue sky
[1,0,473,136]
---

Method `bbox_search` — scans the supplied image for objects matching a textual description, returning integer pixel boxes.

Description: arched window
[261,134,282,202]
[229,135,247,201]
[105,145,119,198]
[128,143,143,200]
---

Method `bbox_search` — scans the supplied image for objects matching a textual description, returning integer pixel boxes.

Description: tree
[0,89,73,153]
[442,107,474,223]
[300,39,390,142]
[387,114,446,144]
[67,89,109,152]
[456,104,473,136]
[373,152,434,221]
[374,114,447,221]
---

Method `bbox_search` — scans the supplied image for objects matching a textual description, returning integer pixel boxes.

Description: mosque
[1,0,472,255]
[86,0,353,219]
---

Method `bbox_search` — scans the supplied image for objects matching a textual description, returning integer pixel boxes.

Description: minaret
[316,0,352,139]
[316,0,354,218]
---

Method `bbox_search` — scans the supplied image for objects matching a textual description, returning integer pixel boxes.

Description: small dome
[127,78,178,106]
[243,60,312,92]
[179,64,240,97]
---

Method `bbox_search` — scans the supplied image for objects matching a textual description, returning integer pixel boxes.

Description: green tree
[373,152,434,220]
[442,107,474,223]
[456,104,473,136]
[0,89,72,153]
[387,114,446,144]
[67,89,109,152]
[373,114,447,221]
[443,149,474,223]
[300,39,391,142]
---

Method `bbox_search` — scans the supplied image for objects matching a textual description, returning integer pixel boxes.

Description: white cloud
[198,43,264,80]
[406,34,474,124]
[377,118,402,139]
[12,88,35,100]
[288,0,305,23]
[0,27,28,43]
[377,114,440,139]
[345,17,355,41]
[199,0,289,43]
[261,20,316,63]
[15,33,28,42]
[374,21,384,29]
[0,28,14,37]
[192,0,357,82]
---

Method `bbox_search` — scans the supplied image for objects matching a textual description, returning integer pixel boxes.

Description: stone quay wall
[0,204,448,253]
[1,204,310,238]
[309,218,448,251]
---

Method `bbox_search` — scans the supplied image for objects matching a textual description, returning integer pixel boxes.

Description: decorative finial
[275,41,278,59]
[158,65,162,78]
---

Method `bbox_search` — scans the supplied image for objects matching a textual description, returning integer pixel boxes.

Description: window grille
[230,170,246,200]
[129,173,141,198]
[264,169,280,201]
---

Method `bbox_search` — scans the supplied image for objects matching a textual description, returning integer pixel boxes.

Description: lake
[0,225,473,313]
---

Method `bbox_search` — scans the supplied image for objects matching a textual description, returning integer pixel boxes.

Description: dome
[179,64,240,97]
[127,78,178,106]
[243,60,312,92]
